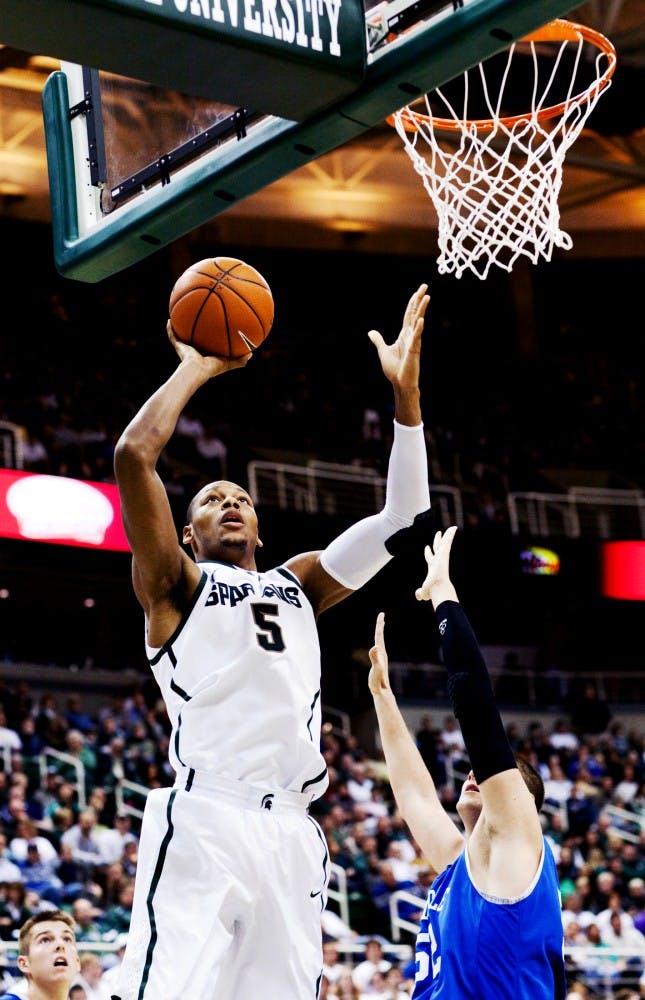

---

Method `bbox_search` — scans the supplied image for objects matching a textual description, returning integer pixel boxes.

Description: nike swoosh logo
[310,889,322,898]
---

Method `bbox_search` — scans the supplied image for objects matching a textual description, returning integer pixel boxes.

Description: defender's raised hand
[415,525,459,605]
[368,612,392,698]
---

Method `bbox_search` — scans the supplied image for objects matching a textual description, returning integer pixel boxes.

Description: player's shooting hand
[415,525,458,602]
[166,321,253,374]
[367,284,429,391]
[368,612,392,697]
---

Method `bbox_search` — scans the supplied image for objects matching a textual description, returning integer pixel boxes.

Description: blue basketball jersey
[412,838,566,1000]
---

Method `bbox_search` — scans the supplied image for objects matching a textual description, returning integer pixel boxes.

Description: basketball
[169,257,274,359]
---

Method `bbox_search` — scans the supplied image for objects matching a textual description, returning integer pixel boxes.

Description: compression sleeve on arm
[320,421,431,590]
[435,600,516,785]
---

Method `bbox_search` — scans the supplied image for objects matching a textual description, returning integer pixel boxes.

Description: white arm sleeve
[320,421,430,590]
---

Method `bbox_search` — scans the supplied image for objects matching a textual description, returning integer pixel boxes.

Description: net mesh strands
[390,20,617,280]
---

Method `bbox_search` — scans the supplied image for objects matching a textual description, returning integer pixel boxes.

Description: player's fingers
[442,524,458,551]
[229,351,254,369]
[433,530,442,555]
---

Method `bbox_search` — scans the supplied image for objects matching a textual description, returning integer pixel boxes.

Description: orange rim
[387,18,617,134]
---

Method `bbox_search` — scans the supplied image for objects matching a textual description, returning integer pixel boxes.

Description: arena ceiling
[0,1,643,260]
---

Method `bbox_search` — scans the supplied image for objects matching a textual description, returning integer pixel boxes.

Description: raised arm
[417,528,544,892]
[113,324,251,620]
[289,284,432,614]
[368,612,465,875]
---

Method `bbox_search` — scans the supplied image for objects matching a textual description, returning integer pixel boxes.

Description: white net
[392,22,616,280]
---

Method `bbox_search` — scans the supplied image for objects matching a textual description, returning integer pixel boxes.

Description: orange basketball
[169,257,274,359]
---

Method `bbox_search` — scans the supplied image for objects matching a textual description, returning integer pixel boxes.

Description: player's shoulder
[0,992,25,1000]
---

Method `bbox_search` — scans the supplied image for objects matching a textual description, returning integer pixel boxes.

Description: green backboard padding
[42,0,581,282]
[1,0,366,122]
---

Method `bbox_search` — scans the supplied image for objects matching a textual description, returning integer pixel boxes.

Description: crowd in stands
[0,672,639,996]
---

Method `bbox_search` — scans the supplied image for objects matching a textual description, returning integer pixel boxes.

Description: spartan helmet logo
[261,793,275,811]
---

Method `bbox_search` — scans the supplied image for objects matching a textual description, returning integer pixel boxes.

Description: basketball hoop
[387,19,617,280]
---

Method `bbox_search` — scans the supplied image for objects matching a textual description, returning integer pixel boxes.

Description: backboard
[33,0,584,281]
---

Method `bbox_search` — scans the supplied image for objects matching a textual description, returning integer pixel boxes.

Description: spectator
[0,882,37,942]
[86,788,112,831]
[0,834,23,886]
[580,921,620,989]
[44,783,80,830]
[549,719,580,753]
[382,965,410,998]
[331,970,362,999]
[64,698,94,737]
[352,939,392,994]
[32,694,67,751]
[60,809,104,877]
[8,819,59,868]
[120,841,138,881]
[32,770,65,824]
[563,919,586,947]
[566,780,599,839]
[16,717,45,761]
[0,709,22,754]
[48,807,76,854]
[543,757,573,808]
[561,890,596,933]
[0,790,30,841]
[437,715,466,760]
[415,715,445,787]
[346,763,375,806]
[60,731,97,798]
[18,843,63,906]
[72,952,107,1000]
[614,764,640,806]
[626,878,645,935]
[99,863,126,911]
[322,940,352,986]
[95,813,137,867]
[194,422,228,478]
[96,933,128,997]
[70,898,104,946]
[569,684,612,739]
[100,878,134,937]
[601,910,645,953]
[54,842,87,902]
[621,844,645,884]
[20,425,51,473]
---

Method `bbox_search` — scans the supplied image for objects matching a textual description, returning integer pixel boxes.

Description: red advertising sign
[601,541,645,601]
[0,469,130,552]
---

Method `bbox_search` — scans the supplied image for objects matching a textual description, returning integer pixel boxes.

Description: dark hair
[516,754,545,812]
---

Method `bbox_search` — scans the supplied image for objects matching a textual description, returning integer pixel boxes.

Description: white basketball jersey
[146,561,329,800]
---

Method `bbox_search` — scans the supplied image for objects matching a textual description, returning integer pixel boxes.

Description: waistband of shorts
[173,767,311,813]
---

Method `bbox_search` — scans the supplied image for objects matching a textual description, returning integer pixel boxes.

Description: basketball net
[389,19,617,280]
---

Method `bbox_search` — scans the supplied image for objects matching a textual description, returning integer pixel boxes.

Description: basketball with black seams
[169,257,274,359]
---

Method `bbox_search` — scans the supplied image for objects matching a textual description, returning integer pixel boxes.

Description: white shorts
[110,770,330,1000]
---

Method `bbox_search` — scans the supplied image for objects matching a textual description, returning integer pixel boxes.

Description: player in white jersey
[112,283,432,1000]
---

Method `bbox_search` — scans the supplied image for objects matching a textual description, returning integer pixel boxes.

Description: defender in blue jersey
[0,910,80,1000]
[368,527,567,1000]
